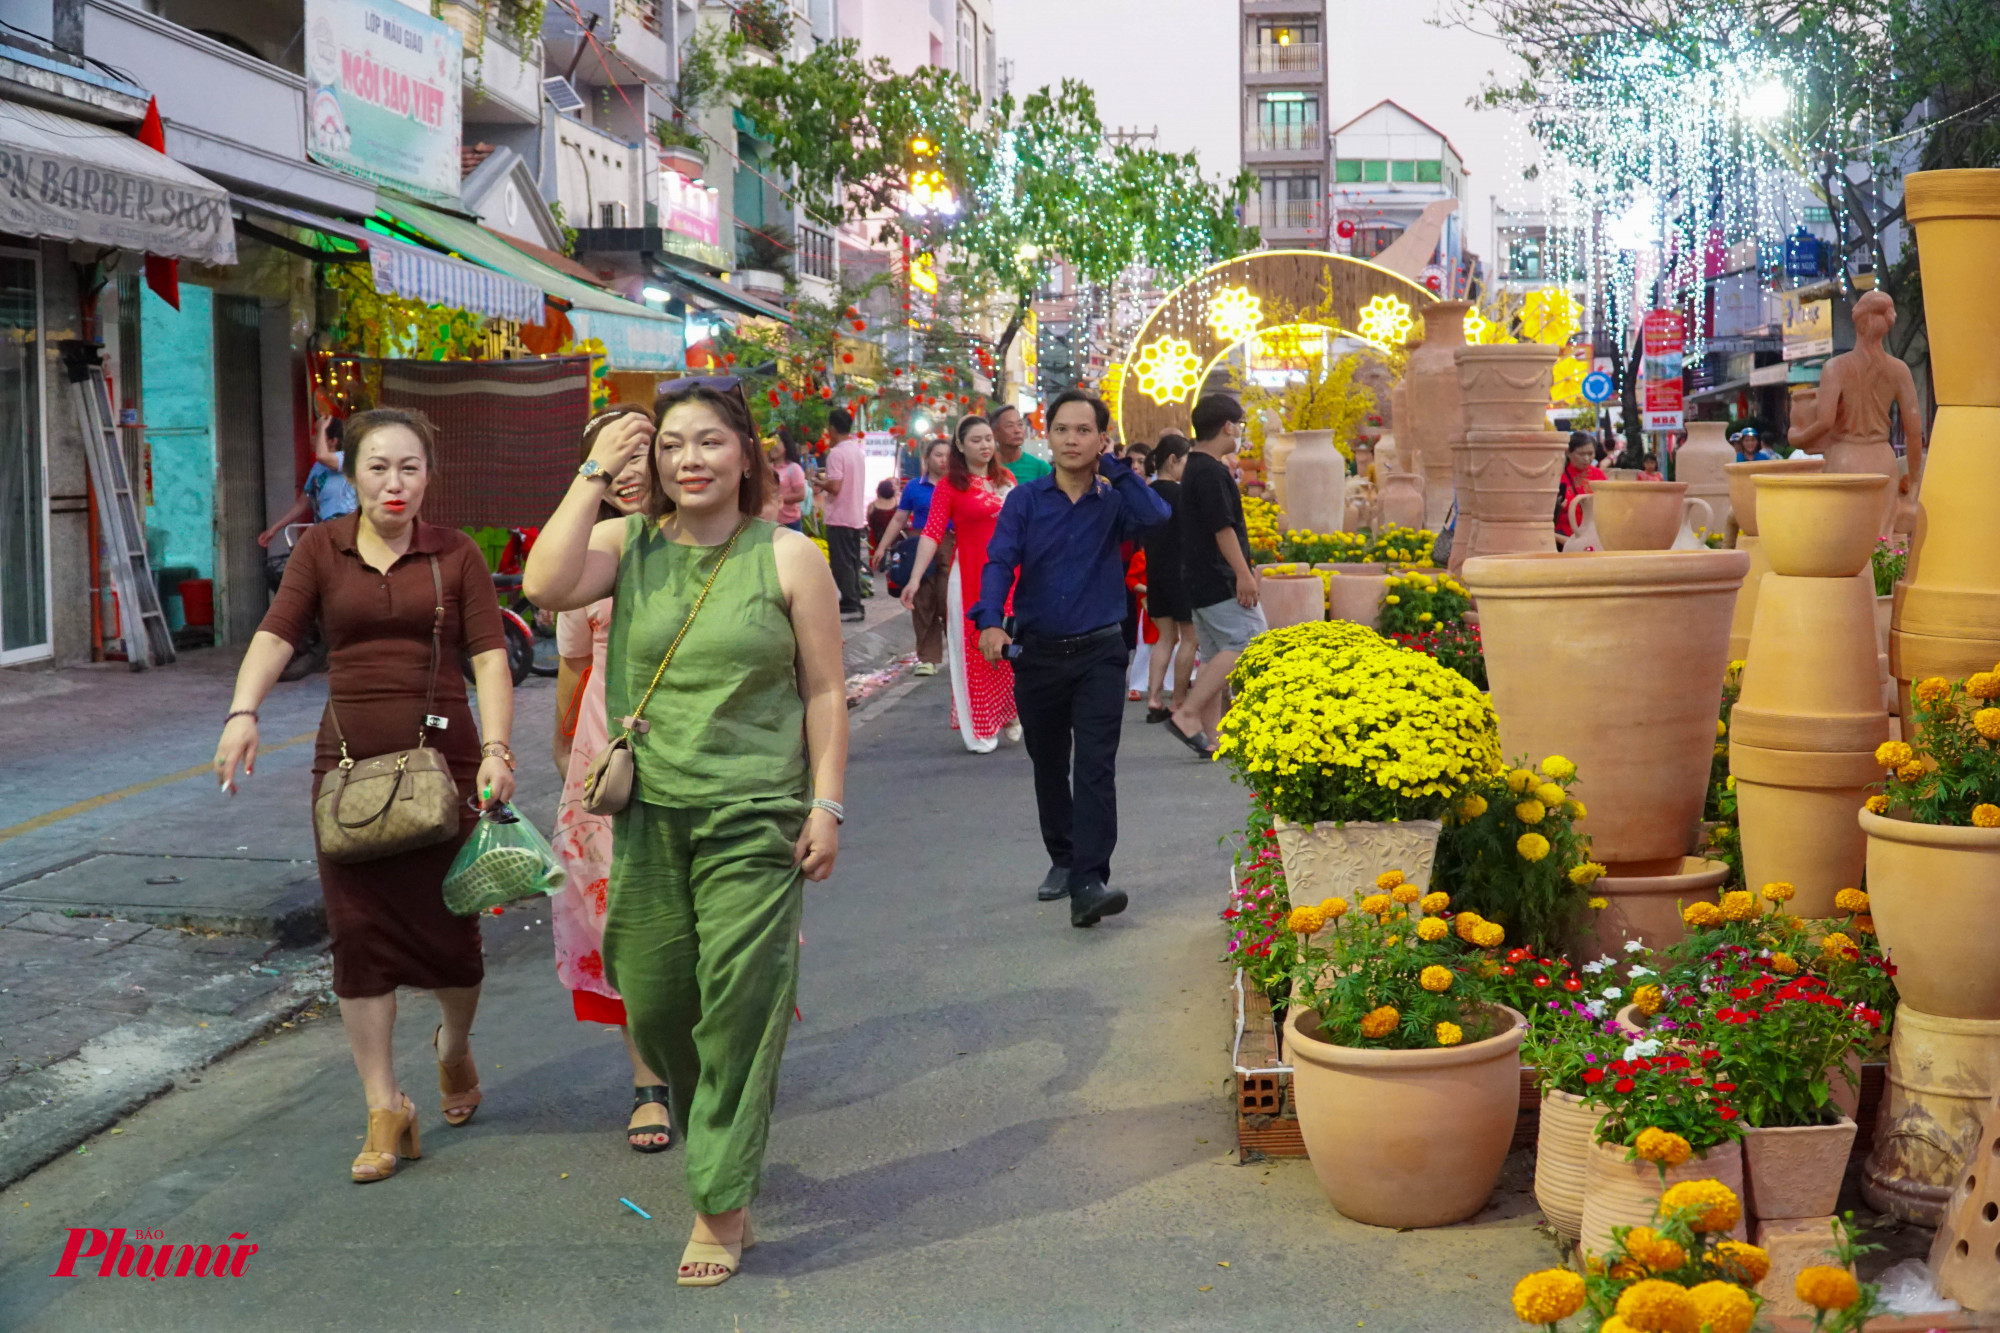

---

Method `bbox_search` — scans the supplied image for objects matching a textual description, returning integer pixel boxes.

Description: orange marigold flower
[1969,672,2000,701]
[1864,794,1890,815]
[1419,965,1454,993]
[1834,887,1869,914]
[1897,759,1928,782]
[1416,916,1448,942]
[1822,931,1857,957]
[1319,897,1348,920]
[1625,1224,1687,1272]
[1634,1129,1693,1168]
[1688,1281,1756,1333]
[1659,1179,1741,1232]
[1770,952,1798,975]
[1614,1278,1699,1333]
[1683,901,1723,929]
[1853,913,1876,934]
[1711,1241,1770,1285]
[1375,869,1405,891]
[1286,905,1326,935]
[1761,881,1795,903]
[1634,984,1664,1016]
[1419,891,1450,915]
[1875,739,1915,768]
[1719,890,1757,921]
[1510,1269,1586,1324]
[1359,1006,1400,1039]
[1434,1021,1463,1047]
[1914,677,1953,706]
[1796,1266,1860,1311]
[1359,893,1393,916]
[1390,882,1422,904]
[1975,804,2000,829]
[1455,911,1486,941]
[1976,707,2000,740]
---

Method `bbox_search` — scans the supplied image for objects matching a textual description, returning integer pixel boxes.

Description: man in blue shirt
[974,390,1171,927]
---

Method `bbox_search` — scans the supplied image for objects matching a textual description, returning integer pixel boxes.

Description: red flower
[1507,948,1531,964]
[1563,977,1583,992]
[1712,1081,1737,1092]
[1500,965,1516,977]
[1718,1105,1739,1120]
[1532,975,1551,988]
[1582,1068,1605,1085]
[1614,1077,1636,1093]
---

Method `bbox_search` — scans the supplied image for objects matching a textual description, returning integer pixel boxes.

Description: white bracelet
[812,798,845,824]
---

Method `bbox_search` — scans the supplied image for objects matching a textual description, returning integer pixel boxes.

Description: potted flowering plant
[1217,621,1501,902]
[1377,569,1471,637]
[1222,799,1296,1005]
[1433,754,1605,954]
[1389,620,1486,689]
[1512,957,1626,1243]
[1281,872,1526,1227]
[1861,671,2000,1021]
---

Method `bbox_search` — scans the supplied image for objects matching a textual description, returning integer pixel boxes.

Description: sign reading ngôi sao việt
[304,0,462,206]
[661,168,718,247]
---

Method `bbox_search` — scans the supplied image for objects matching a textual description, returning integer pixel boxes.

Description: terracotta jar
[1463,433,1565,560]
[1464,551,1749,873]
[1861,808,2000,1018]
[1893,171,2000,717]
[1282,429,1346,537]
[1679,422,1736,536]
[1264,431,1298,517]
[1724,457,1827,660]
[1272,818,1443,903]
[1579,480,1711,552]
[1315,563,1387,629]
[1377,471,1427,531]
[1861,1002,2000,1226]
[1404,302,1470,530]
[1257,570,1324,630]
[1741,1118,1858,1220]
[1580,1138,1748,1260]
[1729,475,1893,916]
[1534,1088,1604,1242]
[1286,1004,1525,1228]
[1570,857,1729,960]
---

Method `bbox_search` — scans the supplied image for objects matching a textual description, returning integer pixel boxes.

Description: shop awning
[657,258,794,323]
[232,194,541,322]
[0,101,235,264]
[374,195,687,370]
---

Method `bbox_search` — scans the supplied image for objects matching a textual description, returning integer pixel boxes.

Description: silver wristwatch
[577,459,612,484]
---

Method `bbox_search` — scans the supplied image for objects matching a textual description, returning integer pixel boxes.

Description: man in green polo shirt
[990,403,1051,483]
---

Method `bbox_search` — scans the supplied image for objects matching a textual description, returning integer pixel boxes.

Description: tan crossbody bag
[581,521,746,816]
[313,556,461,864]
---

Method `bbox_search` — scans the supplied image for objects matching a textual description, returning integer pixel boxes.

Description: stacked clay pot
[1725,456,1826,661]
[1577,480,1709,552]
[1282,429,1346,537]
[1378,470,1426,531]
[1403,303,1470,531]
[1256,567,1325,630]
[1728,474,1892,918]
[1678,421,1736,538]
[1452,344,1566,575]
[1315,563,1387,629]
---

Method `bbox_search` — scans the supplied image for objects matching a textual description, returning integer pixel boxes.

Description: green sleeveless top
[606,515,806,807]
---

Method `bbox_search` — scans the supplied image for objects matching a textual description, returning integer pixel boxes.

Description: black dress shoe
[1070,879,1128,927]
[1035,866,1070,902]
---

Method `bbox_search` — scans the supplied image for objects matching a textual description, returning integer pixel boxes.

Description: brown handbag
[581,521,746,816]
[313,556,462,864]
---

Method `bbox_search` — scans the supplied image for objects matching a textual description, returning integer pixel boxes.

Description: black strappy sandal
[627,1086,674,1154]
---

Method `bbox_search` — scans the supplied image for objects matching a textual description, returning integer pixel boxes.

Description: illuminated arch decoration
[1116,250,1438,443]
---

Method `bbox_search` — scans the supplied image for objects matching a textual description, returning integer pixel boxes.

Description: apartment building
[1329,99,1466,279]
[1238,0,1329,249]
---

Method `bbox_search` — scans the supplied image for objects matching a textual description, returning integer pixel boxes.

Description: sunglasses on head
[659,374,745,396]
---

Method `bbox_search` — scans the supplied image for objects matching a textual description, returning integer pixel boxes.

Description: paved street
[0,608,1549,1332]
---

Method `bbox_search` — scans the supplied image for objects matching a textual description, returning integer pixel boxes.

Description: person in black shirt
[1141,433,1195,723]
[1166,395,1264,757]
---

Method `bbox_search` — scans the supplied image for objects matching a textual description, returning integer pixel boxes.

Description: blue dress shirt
[971,454,1172,637]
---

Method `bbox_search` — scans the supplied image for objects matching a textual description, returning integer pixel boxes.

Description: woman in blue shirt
[871,438,951,674]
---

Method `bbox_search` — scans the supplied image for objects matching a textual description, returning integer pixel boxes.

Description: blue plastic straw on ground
[620,1197,651,1219]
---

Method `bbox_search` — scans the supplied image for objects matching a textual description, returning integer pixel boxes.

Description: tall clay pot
[1286,1005,1525,1228]
[1464,551,1748,873]
[1272,818,1443,903]
[1861,1001,2000,1226]
[1404,303,1470,530]
[1580,1138,1748,1259]
[1860,808,2000,1018]
[1679,421,1736,536]
[1893,171,2000,714]
[1257,569,1324,630]
[1378,471,1426,531]
[1571,857,1729,960]
[1730,475,1892,917]
[1534,1088,1604,1242]
[1457,345,1564,567]
[1265,431,1298,518]
[1283,429,1347,537]
[1741,1118,1857,1221]
[1725,457,1826,660]
[1583,480,1709,551]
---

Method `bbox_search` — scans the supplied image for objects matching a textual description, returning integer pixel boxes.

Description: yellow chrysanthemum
[1533,782,1566,808]
[1659,1179,1742,1232]
[1625,1225,1687,1273]
[1359,1005,1400,1039]
[1716,717,1728,739]
[1416,916,1448,942]
[1454,911,1485,941]
[1761,881,1795,903]
[1472,921,1506,949]
[1600,1320,1639,1333]
[1318,896,1348,920]
[1719,890,1757,921]
[1420,891,1450,915]
[1569,861,1607,885]
[1419,964,1454,993]
[1459,792,1489,819]
[1390,882,1422,904]
[1614,1278,1698,1333]
[1796,1266,1860,1311]
[1286,905,1326,935]
[1517,832,1551,862]
[1725,774,1736,790]
[1967,672,2000,700]
[1634,984,1664,1016]
[1564,798,1587,819]
[1876,739,1915,768]
[1514,799,1547,825]
[1688,1281,1756,1333]
[1588,896,1609,910]
[1633,1129,1692,1168]
[1711,1241,1770,1285]
[1834,887,1869,914]
[1683,901,1723,928]
[1975,804,2000,829]
[1770,952,1798,975]
[1897,760,1927,782]
[1435,1021,1463,1047]
[1505,768,1536,793]
[1864,794,1890,815]
[1976,708,2000,740]
[1822,931,1856,956]
[1541,755,1576,781]
[1359,894,1393,917]
[1914,677,1953,706]
[1510,1269,1586,1324]
[1376,870,1405,891]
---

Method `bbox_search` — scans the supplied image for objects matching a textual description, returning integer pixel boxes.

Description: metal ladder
[63,340,174,669]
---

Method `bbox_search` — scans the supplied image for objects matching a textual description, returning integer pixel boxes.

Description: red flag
[137,98,178,310]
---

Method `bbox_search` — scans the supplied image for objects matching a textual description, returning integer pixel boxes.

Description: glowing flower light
[1131,336,1203,405]
[1354,293,1414,348]
[1205,285,1264,345]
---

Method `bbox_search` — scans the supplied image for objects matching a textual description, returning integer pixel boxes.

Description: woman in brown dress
[212,408,516,1184]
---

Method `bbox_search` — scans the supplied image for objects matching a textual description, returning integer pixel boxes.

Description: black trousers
[1014,634,1127,888]
[827,524,865,612]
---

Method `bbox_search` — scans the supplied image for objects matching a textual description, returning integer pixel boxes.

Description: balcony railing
[1247,123,1323,155]
[797,225,837,282]
[1244,42,1323,75]
[1249,199,1326,233]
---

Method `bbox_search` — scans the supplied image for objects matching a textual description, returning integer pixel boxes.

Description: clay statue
[1787,290,1926,537]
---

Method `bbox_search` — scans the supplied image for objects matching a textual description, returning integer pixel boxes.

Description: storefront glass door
[0,251,47,662]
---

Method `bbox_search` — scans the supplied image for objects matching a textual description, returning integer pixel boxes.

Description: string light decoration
[1353,294,1414,349]
[1131,336,1204,405]
[1101,361,1127,423]
[1206,286,1265,345]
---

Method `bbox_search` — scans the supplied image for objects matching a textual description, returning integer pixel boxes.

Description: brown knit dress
[259,514,507,998]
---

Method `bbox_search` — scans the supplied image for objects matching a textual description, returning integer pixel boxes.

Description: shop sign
[1749,362,1792,387]
[1780,291,1833,361]
[569,308,685,373]
[304,0,463,205]
[661,168,718,246]
[1640,308,1684,432]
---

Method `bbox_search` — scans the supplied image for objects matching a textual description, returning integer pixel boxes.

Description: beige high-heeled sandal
[432,1024,482,1127]
[350,1094,420,1183]
[677,1218,754,1287]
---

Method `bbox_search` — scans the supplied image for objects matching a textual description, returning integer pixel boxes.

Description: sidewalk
[0,600,914,1187]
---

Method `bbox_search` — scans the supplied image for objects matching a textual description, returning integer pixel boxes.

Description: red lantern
[844,306,859,318]
[819,387,833,399]
[1336,219,1356,239]
[851,319,866,331]
[1424,274,1442,292]
[841,352,854,363]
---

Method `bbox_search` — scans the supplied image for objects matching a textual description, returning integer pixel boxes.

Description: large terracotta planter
[1741,1118,1858,1220]
[1725,457,1826,660]
[1464,551,1749,873]
[1580,1138,1748,1259]
[1271,818,1443,903]
[1679,422,1735,536]
[1283,429,1346,537]
[1579,480,1710,551]
[1315,563,1387,628]
[1862,1002,2000,1225]
[1265,431,1298,516]
[1404,302,1470,530]
[1730,475,1892,916]
[1285,1004,1526,1228]
[1453,347,1558,573]
[1571,856,1729,960]
[1893,172,2000,718]
[1534,1088,1604,1242]
[1377,471,1426,530]
[1861,808,2000,1018]
[1257,570,1325,630]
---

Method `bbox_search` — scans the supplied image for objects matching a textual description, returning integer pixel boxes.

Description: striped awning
[231,195,541,322]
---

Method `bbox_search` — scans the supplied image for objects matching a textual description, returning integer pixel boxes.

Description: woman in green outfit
[525,379,848,1287]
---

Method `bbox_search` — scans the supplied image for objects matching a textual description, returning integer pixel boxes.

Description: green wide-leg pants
[603,798,805,1215]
